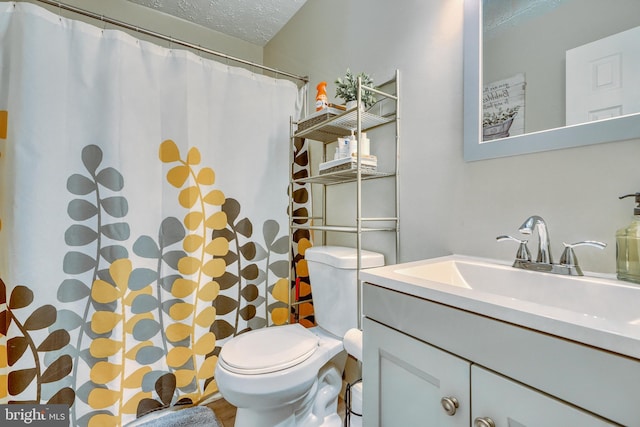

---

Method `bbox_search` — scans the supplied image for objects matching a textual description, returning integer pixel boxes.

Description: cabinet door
[471,366,617,426]
[363,318,470,426]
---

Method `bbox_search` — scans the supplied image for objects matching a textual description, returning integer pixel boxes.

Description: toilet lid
[219,324,319,374]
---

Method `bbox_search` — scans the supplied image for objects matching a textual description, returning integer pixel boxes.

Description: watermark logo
[1,405,68,426]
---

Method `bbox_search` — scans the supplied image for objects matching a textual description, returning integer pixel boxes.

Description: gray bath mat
[125,405,222,427]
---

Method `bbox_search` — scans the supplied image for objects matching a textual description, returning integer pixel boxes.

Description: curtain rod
[32,0,309,83]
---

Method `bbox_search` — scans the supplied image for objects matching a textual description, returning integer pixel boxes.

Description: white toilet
[215,245,384,427]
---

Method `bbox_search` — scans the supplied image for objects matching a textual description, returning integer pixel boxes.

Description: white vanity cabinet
[364,319,612,427]
[364,318,470,426]
[362,282,638,426]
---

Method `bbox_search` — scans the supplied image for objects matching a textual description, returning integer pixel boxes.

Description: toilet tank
[304,246,384,338]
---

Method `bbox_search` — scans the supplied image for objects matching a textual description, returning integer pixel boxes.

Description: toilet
[214,245,384,427]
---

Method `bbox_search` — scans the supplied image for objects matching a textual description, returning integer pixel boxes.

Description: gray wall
[266,0,640,274]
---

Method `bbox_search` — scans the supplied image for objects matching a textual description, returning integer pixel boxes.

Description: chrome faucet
[497,215,606,276]
[518,215,552,264]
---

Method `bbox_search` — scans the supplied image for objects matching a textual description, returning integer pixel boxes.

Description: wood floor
[207,397,346,427]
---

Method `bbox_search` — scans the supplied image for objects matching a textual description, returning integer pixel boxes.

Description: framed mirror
[464,0,640,161]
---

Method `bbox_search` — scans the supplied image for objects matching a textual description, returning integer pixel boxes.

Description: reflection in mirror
[483,0,640,139]
[464,0,640,161]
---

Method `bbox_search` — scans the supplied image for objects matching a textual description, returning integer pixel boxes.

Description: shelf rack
[288,70,400,327]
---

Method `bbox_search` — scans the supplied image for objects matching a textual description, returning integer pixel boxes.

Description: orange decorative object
[315,82,328,111]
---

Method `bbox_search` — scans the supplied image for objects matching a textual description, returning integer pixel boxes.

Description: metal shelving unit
[288,70,400,327]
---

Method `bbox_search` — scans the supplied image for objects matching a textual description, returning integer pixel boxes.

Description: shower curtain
[0,2,303,426]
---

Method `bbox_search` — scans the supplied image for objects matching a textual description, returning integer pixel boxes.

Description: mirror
[464,0,640,161]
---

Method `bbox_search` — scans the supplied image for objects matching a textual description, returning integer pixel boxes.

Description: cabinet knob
[440,396,459,416]
[474,417,496,427]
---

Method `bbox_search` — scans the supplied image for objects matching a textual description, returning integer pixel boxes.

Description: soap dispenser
[616,193,640,284]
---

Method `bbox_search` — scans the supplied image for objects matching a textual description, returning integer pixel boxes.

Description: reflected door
[566,26,640,125]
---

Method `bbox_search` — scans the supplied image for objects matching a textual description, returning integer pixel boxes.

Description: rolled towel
[343,328,363,361]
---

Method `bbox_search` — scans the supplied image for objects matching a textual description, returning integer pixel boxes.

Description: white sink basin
[361,255,640,359]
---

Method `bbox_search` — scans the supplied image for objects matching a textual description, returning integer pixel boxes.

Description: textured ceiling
[127,0,308,47]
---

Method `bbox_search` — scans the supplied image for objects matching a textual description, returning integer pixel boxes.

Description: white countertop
[361,254,640,360]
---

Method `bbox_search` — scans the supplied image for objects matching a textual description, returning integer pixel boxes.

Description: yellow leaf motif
[88,387,121,409]
[203,378,219,397]
[203,190,225,206]
[179,186,200,209]
[184,234,204,252]
[91,280,122,304]
[198,355,217,379]
[0,374,7,400]
[186,147,201,165]
[126,341,152,361]
[298,238,313,255]
[195,306,216,328]
[167,347,194,368]
[172,278,199,298]
[296,259,309,277]
[184,211,204,230]
[110,259,132,294]
[205,211,228,230]
[167,165,190,188]
[90,361,122,385]
[271,307,289,326]
[169,302,195,321]
[205,237,229,257]
[88,413,118,427]
[177,258,202,276]
[90,338,123,358]
[272,278,289,303]
[166,322,192,343]
[91,311,123,335]
[159,139,181,163]
[202,259,226,278]
[122,391,152,415]
[174,369,195,388]
[194,332,216,355]
[197,167,215,185]
[198,281,220,302]
[123,366,152,389]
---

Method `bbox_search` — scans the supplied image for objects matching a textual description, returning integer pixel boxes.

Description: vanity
[360,255,640,426]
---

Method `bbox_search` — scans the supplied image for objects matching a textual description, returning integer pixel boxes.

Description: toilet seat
[219,324,319,375]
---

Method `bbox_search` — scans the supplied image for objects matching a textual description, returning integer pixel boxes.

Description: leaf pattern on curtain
[290,137,315,326]
[0,140,291,426]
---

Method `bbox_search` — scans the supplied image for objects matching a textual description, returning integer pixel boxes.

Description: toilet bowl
[214,246,384,427]
[216,324,346,426]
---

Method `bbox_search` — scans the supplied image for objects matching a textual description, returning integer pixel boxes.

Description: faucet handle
[497,235,531,261]
[559,241,607,267]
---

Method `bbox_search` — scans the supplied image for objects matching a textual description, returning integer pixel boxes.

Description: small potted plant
[482,105,520,141]
[334,69,376,110]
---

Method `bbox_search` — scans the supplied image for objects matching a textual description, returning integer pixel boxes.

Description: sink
[361,255,640,358]
[394,258,640,324]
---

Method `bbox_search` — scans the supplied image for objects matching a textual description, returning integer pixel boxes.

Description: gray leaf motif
[63,251,97,274]
[133,235,161,259]
[262,219,280,246]
[101,196,128,218]
[57,279,91,303]
[65,224,98,246]
[159,217,186,248]
[67,174,96,196]
[67,199,98,221]
[81,144,103,175]
[96,167,124,192]
[101,222,130,241]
